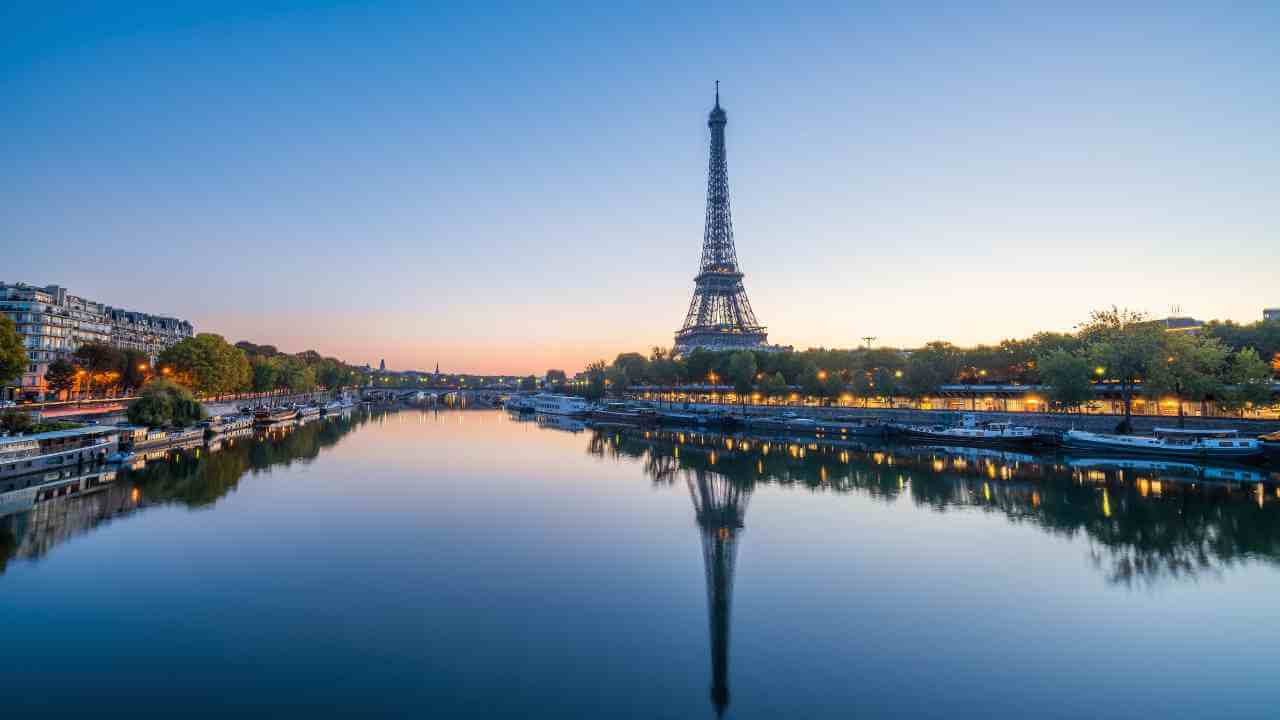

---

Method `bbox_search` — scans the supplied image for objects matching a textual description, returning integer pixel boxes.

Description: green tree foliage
[1037,349,1093,412]
[903,342,963,398]
[126,379,207,428]
[0,408,34,433]
[276,357,316,393]
[250,356,280,392]
[120,349,151,391]
[72,341,124,395]
[612,353,650,387]
[1204,319,1280,368]
[1081,308,1164,431]
[159,334,251,396]
[762,371,789,399]
[1144,333,1229,427]
[727,351,757,403]
[43,358,80,400]
[605,365,628,395]
[1219,347,1275,413]
[583,361,606,401]
[0,314,26,388]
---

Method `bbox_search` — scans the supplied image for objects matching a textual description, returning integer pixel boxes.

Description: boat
[889,414,1038,447]
[254,406,299,426]
[530,394,590,417]
[106,450,135,464]
[0,426,122,479]
[1261,432,1280,461]
[295,403,321,418]
[203,414,254,438]
[1066,456,1269,484]
[746,415,886,437]
[1061,427,1263,460]
[589,402,658,426]
[505,395,536,413]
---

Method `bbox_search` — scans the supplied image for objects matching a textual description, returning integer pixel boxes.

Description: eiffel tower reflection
[686,468,751,717]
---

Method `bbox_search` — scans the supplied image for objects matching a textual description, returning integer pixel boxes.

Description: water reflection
[592,426,1280,588]
[0,411,373,574]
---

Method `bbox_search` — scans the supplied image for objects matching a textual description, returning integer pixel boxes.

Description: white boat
[530,394,590,417]
[1062,427,1262,460]
[295,403,322,418]
[505,395,536,412]
[891,414,1038,446]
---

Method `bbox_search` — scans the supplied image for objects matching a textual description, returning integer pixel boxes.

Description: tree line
[565,308,1278,423]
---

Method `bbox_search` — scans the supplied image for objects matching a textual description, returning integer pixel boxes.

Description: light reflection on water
[2,407,1280,719]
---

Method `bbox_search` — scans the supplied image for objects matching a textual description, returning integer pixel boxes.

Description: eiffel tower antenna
[675,83,769,354]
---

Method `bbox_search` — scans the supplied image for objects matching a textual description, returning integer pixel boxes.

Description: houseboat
[254,406,300,426]
[0,426,121,480]
[889,414,1038,447]
[1062,427,1263,460]
[589,402,658,426]
[505,395,536,413]
[746,415,886,438]
[531,394,590,417]
[203,414,254,438]
[296,403,322,418]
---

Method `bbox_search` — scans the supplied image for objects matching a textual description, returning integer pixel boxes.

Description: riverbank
[656,400,1280,435]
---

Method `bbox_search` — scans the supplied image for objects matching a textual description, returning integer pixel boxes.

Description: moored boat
[746,415,886,437]
[1062,427,1263,460]
[589,402,658,426]
[254,406,300,426]
[889,414,1038,447]
[530,394,590,417]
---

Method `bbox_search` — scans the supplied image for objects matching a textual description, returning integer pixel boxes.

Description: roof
[1,426,119,443]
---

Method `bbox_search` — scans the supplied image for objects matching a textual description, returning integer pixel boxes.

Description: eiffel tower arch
[675,83,772,355]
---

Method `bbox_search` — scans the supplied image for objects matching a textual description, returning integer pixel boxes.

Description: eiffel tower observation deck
[675,82,772,355]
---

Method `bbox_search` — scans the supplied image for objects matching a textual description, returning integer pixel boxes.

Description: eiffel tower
[687,468,752,717]
[675,82,769,355]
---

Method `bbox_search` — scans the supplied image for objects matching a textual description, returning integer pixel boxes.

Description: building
[0,282,193,400]
[1157,315,1203,334]
[1266,308,1279,322]
[107,308,193,360]
[674,83,783,354]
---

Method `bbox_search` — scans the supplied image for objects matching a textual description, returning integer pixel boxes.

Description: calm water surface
[4,408,1280,718]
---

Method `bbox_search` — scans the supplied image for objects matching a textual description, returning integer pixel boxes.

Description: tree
[612,352,650,386]
[762,371,788,400]
[546,369,567,391]
[519,375,537,391]
[605,365,628,395]
[127,379,207,428]
[1143,333,1228,427]
[1219,347,1274,414]
[1037,349,1093,412]
[0,315,26,394]
[43,358,80,400]
[159,334,251,396]
[1080,308,1163,433]
[0,408,34,433]
[250,356,280,392]
[120,349,151,391]
[903,342,963,400]
[72,342,124,396]
[727,351,757,409]
[583,361,606,401]
[276,357,316,393]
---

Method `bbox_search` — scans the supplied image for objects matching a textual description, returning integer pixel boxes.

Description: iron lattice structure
[675,83,769,354]
[686,469,751,718]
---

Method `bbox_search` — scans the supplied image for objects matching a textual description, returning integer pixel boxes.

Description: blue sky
[5,2,1278,373]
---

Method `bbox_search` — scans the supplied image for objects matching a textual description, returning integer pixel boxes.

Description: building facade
[0,282,193,400]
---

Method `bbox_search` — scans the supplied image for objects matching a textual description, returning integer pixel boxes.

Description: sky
[4,1,1278,374]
